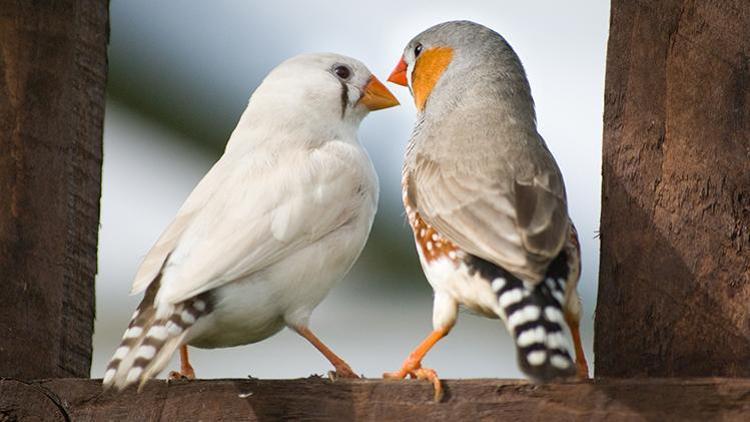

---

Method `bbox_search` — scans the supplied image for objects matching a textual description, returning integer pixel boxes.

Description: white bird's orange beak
[359,76,399,110]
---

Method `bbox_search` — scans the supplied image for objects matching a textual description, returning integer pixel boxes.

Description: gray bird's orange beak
[388,57,408,86]
[359,76,400,110]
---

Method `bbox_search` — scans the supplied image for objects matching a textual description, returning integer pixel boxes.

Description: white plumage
[104,53,398,391]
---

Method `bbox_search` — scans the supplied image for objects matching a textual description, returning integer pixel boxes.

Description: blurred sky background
[94,0,610,380]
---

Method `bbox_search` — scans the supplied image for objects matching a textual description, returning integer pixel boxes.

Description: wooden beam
[1,378,750,420]
[597,0,750,376]
[0,1,108,378]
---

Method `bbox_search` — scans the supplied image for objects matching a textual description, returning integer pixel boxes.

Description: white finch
[103,53,399,391]
[384,21,588,399]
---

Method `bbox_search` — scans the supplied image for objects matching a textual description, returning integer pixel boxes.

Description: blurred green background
[95,0,609,379]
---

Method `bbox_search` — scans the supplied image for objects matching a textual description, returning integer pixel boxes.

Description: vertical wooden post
[597,1,750,376]
[0,1,108,378]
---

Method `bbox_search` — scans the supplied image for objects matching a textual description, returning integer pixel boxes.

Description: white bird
[103,53,399,391]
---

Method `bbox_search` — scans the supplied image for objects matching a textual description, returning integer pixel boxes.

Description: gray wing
[407,127,570,283]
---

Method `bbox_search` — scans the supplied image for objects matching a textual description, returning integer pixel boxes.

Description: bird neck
[405,53,540,170]
[225,106,362,156]
[415,78,538,148]
[419,44,537,128]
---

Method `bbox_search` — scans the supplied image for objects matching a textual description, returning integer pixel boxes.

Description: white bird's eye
[334,65,351,80]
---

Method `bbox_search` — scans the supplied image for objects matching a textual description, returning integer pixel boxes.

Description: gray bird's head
[388,20,535,122]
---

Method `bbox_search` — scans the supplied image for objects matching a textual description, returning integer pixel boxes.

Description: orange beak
[387,57,408,86]
[359,76,400,110]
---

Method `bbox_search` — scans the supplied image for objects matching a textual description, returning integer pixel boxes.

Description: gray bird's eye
[414,43,423,57]
[334,65,351,80]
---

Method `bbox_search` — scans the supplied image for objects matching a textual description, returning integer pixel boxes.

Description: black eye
[414,43,423,57]
[334,65,351,80]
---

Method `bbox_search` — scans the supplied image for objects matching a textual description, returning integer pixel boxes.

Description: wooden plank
[597,0,750,376]
[0,379,67,421]
[0,0,108,378]
[0,378,746,421]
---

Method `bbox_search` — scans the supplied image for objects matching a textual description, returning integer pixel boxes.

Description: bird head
[389,21,533,117]
[243,53,399,142]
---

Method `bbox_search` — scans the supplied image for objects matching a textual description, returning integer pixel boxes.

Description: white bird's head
[234,53,399,146]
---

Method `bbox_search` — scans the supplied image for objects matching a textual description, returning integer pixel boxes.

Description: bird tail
[490,254,577,381]
[102,278,210,391]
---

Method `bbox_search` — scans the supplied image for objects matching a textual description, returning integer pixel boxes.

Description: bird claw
[383,363,443,402]
[412,367,443,402]
[327,364,360,380]
[168,370,195,382]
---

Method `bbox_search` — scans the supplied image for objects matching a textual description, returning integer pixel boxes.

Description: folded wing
[131,145,370,307]
[408,132,569,284]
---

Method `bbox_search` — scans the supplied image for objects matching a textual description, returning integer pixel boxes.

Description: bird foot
[327,363,360,380]
[384,362,443,402]
[168,368,195,382]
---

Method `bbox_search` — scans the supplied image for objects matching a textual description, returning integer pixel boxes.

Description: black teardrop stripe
[339,81,348,118]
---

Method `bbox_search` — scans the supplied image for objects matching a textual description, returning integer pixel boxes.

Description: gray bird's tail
[471,254,576,381]
[102,277,210,391]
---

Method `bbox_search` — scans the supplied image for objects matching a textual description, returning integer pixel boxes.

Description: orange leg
[294,326,359,379]
[383,327,449,401]
[564,311,589,379]
[169,344,196,380]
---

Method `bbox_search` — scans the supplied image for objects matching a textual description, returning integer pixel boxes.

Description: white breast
[186,141,378,349]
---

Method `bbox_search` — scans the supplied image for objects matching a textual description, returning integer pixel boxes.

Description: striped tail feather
[470,253,576,381]
[102,278,211,391]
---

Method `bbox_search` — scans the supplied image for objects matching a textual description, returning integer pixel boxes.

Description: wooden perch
[597,0,750,377]
[2,378,750,421]
[0,0,107,379]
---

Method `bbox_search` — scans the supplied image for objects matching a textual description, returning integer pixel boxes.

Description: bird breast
[184,140,377,348]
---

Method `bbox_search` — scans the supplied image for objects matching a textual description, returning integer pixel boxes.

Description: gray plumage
[403,20,570,284]
[393,20,586,383]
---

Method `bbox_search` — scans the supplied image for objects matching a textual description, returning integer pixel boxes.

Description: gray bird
[383,21,588,400]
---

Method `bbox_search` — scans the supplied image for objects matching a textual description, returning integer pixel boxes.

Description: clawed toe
[168,370,195,381]
[168,345,196,383]
[382,369,407,379]
[328,365,360,380]
[411,367,443,401]
[383,364,443,402]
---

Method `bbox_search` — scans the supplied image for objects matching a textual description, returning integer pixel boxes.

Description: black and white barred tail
[102,277,211,391]
[470,253,576,381]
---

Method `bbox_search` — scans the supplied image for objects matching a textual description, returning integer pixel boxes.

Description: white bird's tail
[102,277,211,391]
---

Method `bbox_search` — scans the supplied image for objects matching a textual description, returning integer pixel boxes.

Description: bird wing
[132,143,371,305]
[407,124,569,283]
[130,157,231,295]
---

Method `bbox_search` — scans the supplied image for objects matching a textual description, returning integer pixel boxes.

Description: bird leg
[383,327,448,401]
[168,344,196,381]
[564,310,589,379]
[293,326,359,379]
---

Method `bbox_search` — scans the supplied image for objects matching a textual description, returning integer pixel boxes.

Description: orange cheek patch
[412,47,454,111]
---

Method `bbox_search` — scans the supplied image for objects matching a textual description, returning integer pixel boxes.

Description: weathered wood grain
[597,0,750,376]
[0,378,747,421]
[0,1,108,378]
